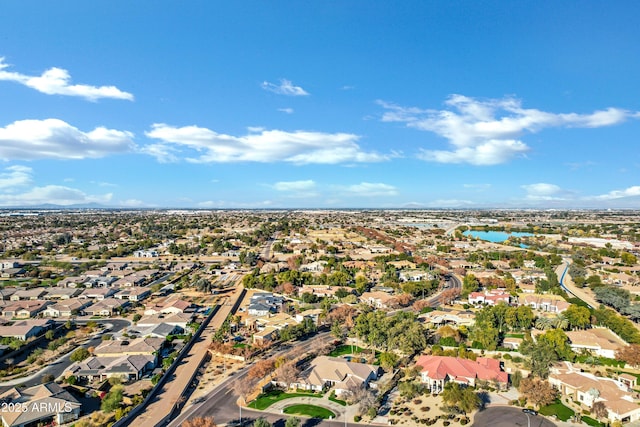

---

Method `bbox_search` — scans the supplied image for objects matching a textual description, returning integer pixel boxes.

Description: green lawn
[248,389,321,410]
[328,345,366,357]
[539,400,575,421]
[328,394,347,406]
[283,404,335,419]
[505,333,524,339]
[582,416,603,427]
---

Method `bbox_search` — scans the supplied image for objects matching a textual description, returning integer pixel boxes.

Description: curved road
[473,407,556,427]
[168,332,339,427]
[0,318,130,391]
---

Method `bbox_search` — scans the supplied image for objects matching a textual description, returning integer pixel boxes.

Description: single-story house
[289,355,380,396]
[550,363,640,423]
[415,355,508,393]
[0,382,81,427]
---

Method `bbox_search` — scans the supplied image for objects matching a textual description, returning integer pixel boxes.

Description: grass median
[283,404,336,419]
[248,389,321,410]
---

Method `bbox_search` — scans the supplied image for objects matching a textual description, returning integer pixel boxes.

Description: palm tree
[535,317,553,330]
[552,313,569,330]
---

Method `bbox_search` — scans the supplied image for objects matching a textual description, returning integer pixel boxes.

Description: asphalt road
[0,318,130,391]
[473,407,557,427]
[168,332,339,427]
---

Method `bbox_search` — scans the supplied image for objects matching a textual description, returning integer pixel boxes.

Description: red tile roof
[415,355,508,384]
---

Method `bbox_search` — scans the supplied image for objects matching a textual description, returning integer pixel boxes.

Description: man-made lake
[463,230,534,243]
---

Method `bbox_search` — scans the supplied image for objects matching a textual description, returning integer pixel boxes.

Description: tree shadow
[477,391,491,410]
[301,419,323,427]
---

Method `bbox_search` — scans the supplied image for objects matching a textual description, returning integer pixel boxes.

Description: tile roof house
[468,289,510,306]
[130,322,182,339]
[114,287,151,302]
[289,355,380,396]
[415,355,508,393]
[247,292,283,316]
[43,287,83,300]
[66,354,156,382]
[550,362,640,423]
[2,300,50,319]
[9,289,47,301]
[564,328,628,359]
[93,337,164,365]
[518,293,570,313]
[42,298,92,318]
[143,297,191,316]
[359,291,395,309]
[0,320,51,340]
[137,312,194,329]
[82,298,129,316]
[0,382,81,427]
[0,288,16,301]
[419,310,476,327]
[78,287,117,300]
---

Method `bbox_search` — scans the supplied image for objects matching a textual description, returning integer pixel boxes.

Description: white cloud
[593,186,640,200]
[0,119,134,160]
[0,185,112,207]
[520,182,575,201]
[417,140,528,165]
[521,182,562,200]
[339,182,398,197]
[0,165,33,189]
[0,57,133,101]
[379,95,639,165]
[144,124,390,164]
[95,181,118,188]
[278,108,294,114]
[463,183,492,190]
[272,180,316,192]
[261,79,309,96]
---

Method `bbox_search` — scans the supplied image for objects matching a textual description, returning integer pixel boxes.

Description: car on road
[522,409,538,416]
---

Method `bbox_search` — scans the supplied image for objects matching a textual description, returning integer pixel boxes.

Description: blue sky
[1,1,639,209]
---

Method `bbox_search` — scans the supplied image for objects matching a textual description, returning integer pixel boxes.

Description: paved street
[136,287,246,427]
[0,319,130,391]
[168,332,336,427]
[473,407,556,427]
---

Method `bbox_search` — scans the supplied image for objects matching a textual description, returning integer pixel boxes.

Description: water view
[462,230,534,243]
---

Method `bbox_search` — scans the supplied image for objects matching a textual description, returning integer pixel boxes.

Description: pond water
[463,230,534,244]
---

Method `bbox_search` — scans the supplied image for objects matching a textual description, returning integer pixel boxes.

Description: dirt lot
[188,355,244,401]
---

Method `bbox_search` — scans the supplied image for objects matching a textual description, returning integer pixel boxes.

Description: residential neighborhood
[0,209,638,427]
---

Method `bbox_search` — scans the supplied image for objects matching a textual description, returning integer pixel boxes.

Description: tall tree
[519,377,557,408]
[564,304,591,330]
[616,344,640,367]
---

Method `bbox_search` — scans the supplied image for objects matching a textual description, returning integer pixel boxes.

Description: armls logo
[1,402,75,413]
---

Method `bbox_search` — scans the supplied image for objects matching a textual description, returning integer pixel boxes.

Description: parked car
[522,409,538,416]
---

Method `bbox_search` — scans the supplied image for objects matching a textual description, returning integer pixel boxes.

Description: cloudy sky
[1,1,639,208]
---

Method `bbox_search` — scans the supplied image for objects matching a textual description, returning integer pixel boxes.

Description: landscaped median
[283,404,336,419]
[248,389,322,410]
